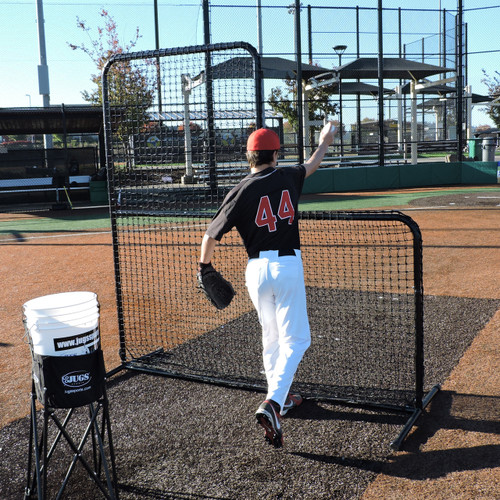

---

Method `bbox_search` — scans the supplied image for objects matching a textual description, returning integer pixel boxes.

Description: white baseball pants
[245,250,311,410]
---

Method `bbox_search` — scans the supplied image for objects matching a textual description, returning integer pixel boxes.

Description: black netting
[103,46,426,412]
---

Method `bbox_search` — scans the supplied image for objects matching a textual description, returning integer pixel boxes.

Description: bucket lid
[23,292,97,314]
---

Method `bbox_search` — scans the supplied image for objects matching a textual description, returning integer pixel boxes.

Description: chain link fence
[4,2,494,213]
[209,3,461,159]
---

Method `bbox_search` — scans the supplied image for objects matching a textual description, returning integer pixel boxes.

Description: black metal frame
[102,45,439,450]
[25,347,119,500]
[104,206,439,450]
[102,42,263,363]
[301,210,441,449]
[25,381,119,500]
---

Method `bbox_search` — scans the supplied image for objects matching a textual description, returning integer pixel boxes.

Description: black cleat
[255,400,283,448]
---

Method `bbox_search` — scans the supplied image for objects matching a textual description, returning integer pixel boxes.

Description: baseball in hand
[321,122,337,145]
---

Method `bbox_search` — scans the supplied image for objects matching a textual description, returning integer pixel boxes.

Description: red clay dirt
[0,187,498,498]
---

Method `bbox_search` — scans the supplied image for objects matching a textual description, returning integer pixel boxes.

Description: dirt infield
[0,186,498,499]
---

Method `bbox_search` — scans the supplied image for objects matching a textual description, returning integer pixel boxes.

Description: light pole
[26,94,33,142]
[36,0,53,150]
[333,44,347,158]
[153,0,162,114]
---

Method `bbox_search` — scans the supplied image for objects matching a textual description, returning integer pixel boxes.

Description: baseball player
[199,122,337,448]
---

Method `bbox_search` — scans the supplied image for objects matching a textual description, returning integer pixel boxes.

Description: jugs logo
[61,371,91,388]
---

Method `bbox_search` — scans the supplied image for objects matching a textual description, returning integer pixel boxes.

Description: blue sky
[1,0,499,126]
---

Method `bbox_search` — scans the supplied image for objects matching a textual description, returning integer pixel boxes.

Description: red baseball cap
[246,128,280,151]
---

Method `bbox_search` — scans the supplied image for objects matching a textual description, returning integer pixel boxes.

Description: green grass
[0,211,111,236]
[299,186,500,211]
[2,186,498,237]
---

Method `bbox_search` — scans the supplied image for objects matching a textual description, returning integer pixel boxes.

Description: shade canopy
[322,81,393,95]
[418,93,494,109]
[210,56,330,81]
[400,82,457,95]
[470,93,494,104]
[335,57,452,80]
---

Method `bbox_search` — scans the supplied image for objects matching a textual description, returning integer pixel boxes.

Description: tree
[481,69,500,127]
[268,78,338,146]
[68,9,156,166]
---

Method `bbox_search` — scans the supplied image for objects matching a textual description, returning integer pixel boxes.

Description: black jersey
[206,165,306,257]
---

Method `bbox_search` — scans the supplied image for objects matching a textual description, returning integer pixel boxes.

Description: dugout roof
[0,105,103,135]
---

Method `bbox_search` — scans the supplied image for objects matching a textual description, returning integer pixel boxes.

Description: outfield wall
[303,161,500,194]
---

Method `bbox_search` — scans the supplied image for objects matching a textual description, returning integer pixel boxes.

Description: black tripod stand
[25,350,119,499]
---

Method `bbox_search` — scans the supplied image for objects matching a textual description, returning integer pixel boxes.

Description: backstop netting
[103,45,428,417]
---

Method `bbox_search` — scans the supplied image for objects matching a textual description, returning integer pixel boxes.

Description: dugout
[0,105,105,206]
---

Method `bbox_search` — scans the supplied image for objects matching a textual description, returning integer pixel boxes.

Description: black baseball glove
[197,263,235,310]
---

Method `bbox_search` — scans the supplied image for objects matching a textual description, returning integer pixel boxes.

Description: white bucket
[23,292,100,357]
[23,291,98,317]
[24,308,100,330]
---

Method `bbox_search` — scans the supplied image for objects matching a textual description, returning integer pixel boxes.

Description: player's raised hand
[319,121,338,147]
[304,121,339,177]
